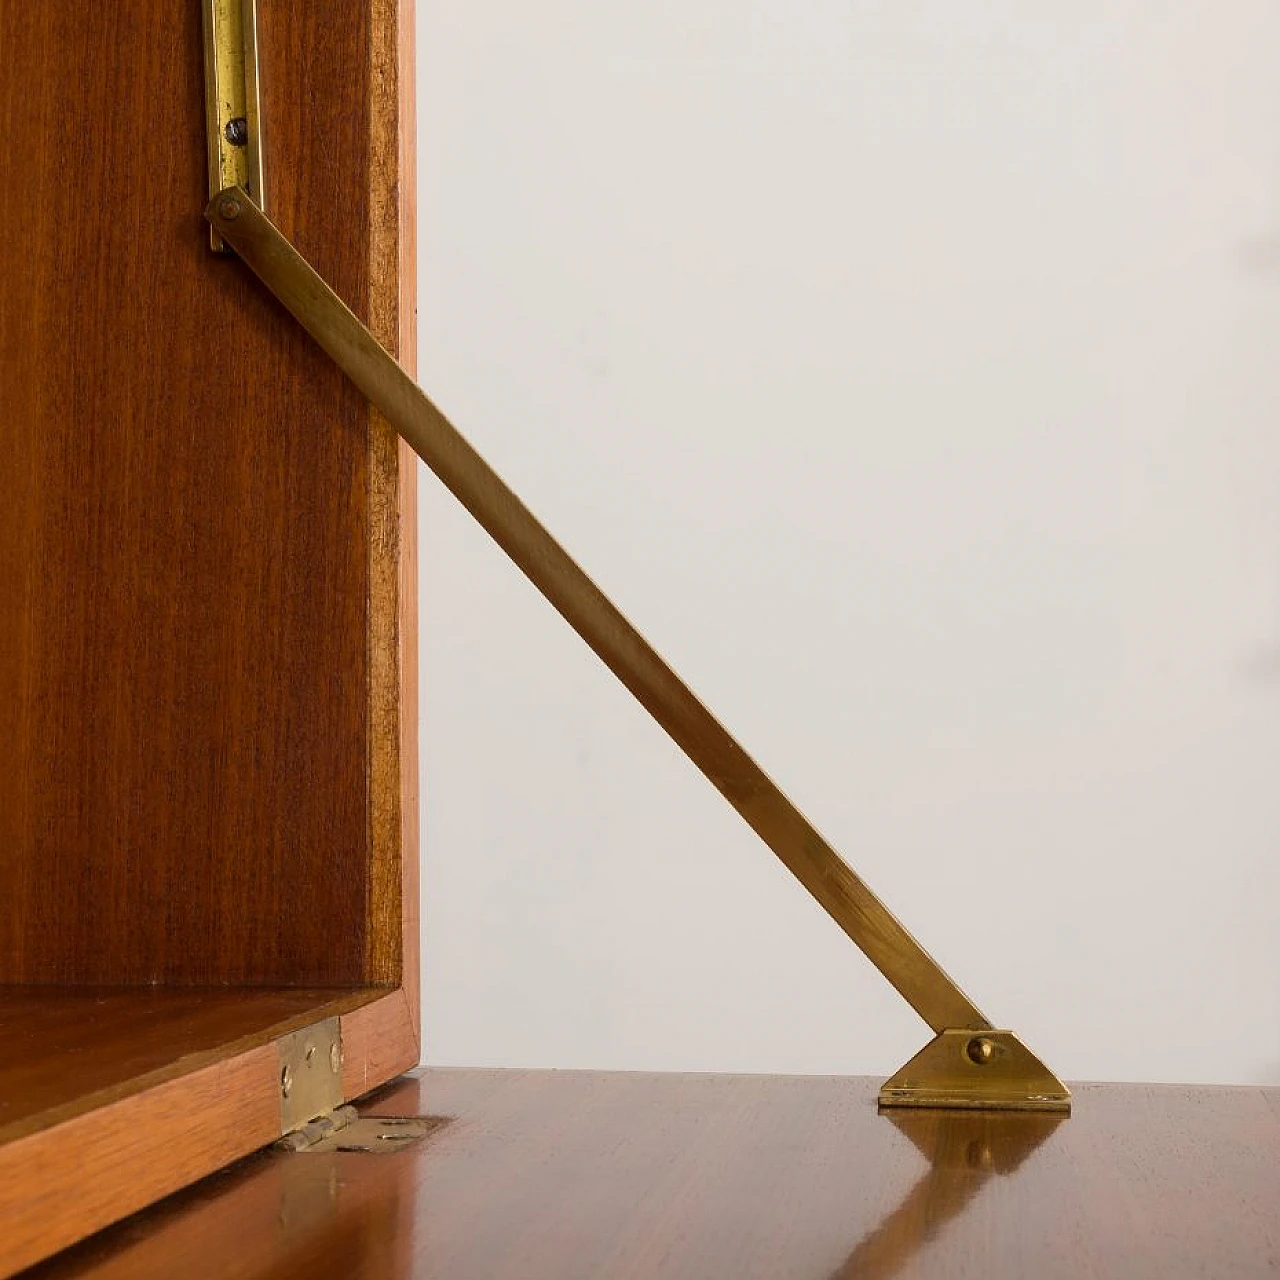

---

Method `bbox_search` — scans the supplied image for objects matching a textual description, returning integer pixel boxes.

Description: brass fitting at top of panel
[201,0,264,251]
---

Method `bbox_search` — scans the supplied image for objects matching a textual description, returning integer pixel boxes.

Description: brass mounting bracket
[201,0,264,251]
[879,1030,1070,1113]
[204,188,1071,1115]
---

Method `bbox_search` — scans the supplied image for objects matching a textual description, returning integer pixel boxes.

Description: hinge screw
[966,1036,996,1066]
[280,1064,293,1097]
[330,1042,342,1074]
[224,117,249,147]
[218,196,243,222]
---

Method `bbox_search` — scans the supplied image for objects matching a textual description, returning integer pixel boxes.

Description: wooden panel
[339,987,419,1102]
[14,1125,416,1280]
[0,3,412,985]
[0,987,416,1276]
[0,1045,282,1280]
[28,1069,1280,1280]
[0,3,418,1265]
[365,0,419,997]
[394,0,422,1041]
[0,987,384,1145]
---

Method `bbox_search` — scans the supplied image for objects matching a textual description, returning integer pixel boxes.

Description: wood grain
[339,987,420,1101]
[0,1045,282,1280]
[0,2,414,986]
[30,1069,1280,1280]
[0,987,420,1276]
[395,0,423,1048]
[396,446,421,1041]
[17,1121,416,1280]
[363,0,419,1006]
[0,986,383,1145]
[0,2,419,1267]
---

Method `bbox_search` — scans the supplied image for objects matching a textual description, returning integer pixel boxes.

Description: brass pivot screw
[966,1036,997,1066]
[218,195,243,222]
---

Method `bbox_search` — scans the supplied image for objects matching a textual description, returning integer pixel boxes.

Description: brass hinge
[277,1018,343,1134]
[280,1113,445,1154]
[277,1105,360,1151]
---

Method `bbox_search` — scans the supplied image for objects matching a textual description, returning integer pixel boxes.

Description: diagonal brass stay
[204,187,1069,1114]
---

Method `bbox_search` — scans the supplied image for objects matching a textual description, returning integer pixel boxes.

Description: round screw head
[966,1036,996,1066]
[304,1043,316,1064]
[280,1064,293,1097]
[224,116,249,147]
[218,196,242,222]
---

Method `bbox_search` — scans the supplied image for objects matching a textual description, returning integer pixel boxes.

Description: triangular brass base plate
[879,1030,1071,1113]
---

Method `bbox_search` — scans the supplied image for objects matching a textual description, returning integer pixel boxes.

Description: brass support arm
[206,188,1069,1113]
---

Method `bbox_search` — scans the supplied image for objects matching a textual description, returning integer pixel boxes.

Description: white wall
[415,0,1280,1086]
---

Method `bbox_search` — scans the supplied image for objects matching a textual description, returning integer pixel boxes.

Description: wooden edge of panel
[396,441,420,1042]
[364,0,420,1040]
[392,0,418,384]
[0,1046,281,1279]
[396,0,422,1056]
[340,986,420,1101]
[0,988,386,1148]
[0,988,415,1277]
[363,0,403,987]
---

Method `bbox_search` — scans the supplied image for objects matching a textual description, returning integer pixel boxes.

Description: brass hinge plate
[277,1017,343,1133]
[879,1029,1071,1113]
[201,0,264,250]
[281,1114,446,1154]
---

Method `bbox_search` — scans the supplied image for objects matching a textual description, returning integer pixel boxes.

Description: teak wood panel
[0,989,418,1278]
[0,987,381,1145]
[25,1069,1280,1280]
[0,2,413,984]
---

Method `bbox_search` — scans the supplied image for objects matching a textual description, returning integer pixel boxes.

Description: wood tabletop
[30,1068,1280,1279]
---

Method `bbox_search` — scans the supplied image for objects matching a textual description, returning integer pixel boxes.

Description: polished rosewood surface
[32,1068,1280,1279]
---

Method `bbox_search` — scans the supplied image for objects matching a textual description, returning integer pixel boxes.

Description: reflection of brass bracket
[201,0,264,251]
[205,188,1070,1114]
[835,1106,1065,1279]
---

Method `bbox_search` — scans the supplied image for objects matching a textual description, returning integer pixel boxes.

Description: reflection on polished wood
[834,1108,1065,1278]
[0,988,413,1277]
[31,1069,1280,1279]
